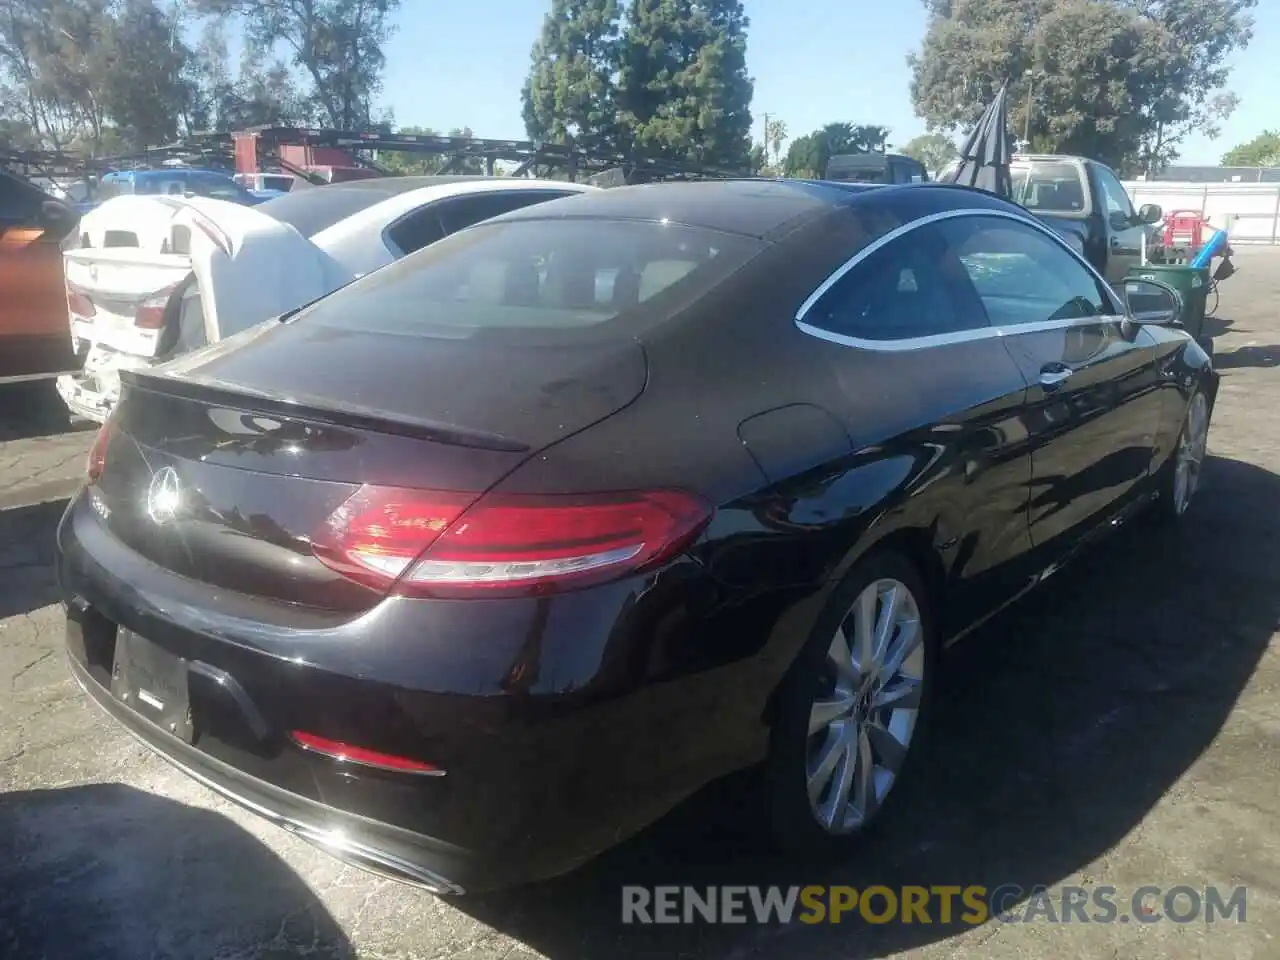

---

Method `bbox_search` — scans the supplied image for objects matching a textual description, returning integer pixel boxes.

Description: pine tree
[616,0,754,169]
[521,0,622,154]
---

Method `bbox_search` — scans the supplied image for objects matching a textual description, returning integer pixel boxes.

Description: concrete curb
[0,480,80,515]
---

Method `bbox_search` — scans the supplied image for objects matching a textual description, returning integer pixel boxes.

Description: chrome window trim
[794,206,1128,352]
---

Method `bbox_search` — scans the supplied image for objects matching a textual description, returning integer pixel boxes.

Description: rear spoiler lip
[119,368,532,454]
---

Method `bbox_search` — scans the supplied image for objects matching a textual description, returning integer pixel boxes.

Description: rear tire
[765,550,937,859]
[1155,389,1210,523]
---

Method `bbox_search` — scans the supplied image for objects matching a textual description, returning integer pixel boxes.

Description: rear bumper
[56,341,154,423]
[65,648,470,894]
[57,374,113,423]
[56,491,757,892]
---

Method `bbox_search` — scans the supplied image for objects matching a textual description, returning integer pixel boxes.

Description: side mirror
[1122,277,1182,326]
[1137,203,1162,225]
[1109,210,1131,232]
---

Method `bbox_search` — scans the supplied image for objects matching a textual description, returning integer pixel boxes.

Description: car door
[0,169,80,384]
[794,214,1037,634]
[1091,163,1145,284]
[953,213,1163,552]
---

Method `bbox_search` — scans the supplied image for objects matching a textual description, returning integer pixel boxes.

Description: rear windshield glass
[1011,162,1088,213]
[289,218,763,339]
[258,186,401,237]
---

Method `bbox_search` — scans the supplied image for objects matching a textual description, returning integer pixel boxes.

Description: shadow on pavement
[455,455,1279,959]
[0,783,354,960]
[0,382,87,442]
[1200,312,1236,338]
[0,499,66,620]
[1214,343,1280,370]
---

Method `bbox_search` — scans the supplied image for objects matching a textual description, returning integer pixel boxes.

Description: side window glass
[437,190,573,236]
[802,220,991,342]
[1094,166,1135,220]
[385,207,447,256]
[955,216,1116,326]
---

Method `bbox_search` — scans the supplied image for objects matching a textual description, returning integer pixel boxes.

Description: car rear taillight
[134,285,179,330]
[86,419,115,483]
[67,286,95,318]
[311,485,712,598]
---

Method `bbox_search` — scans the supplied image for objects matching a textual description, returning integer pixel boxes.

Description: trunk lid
[64,194,349,360]
[64,246,193,358]
[94,325,647,612]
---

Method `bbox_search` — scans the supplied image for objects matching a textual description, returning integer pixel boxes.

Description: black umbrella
[948,82,1014,198]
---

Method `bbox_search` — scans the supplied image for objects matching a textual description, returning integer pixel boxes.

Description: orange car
[1,168,81,390]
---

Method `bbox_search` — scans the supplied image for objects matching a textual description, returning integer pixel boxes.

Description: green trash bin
[1125,264,1210,341]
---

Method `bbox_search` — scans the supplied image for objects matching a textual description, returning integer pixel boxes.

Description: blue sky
[376,0,1278,164]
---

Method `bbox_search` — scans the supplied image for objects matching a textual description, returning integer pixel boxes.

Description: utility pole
[763,112,771,166]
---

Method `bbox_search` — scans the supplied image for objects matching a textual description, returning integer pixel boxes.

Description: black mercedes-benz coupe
[58,178,1217,894]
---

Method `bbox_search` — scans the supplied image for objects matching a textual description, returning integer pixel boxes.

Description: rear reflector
[134,285,179,330]
[311,485,711,598]
[290,731,443,776]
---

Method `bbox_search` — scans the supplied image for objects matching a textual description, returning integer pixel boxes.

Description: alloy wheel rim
[805,577,925,834]
[1173,394,1209,516]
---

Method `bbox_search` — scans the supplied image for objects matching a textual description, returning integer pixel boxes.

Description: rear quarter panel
[493,204,1038,726]
[1142,324,1219,471]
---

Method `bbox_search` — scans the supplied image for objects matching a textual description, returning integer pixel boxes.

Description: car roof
[1013,155,1090,168]
[492,177,1022,240]
[260,176,593,238]
[489,179,858,239]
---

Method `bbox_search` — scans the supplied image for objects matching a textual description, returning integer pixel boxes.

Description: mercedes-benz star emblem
[146,467,182,525]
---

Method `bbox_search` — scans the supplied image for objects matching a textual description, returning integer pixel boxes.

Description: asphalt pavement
[0,380,94,511]
[2,251,1279,958]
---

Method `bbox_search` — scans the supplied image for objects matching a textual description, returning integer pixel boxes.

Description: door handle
[1039,365,1073,389]
[1110,237,1121,248]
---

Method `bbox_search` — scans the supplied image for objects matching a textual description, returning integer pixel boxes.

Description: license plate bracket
[110,629,194,743]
